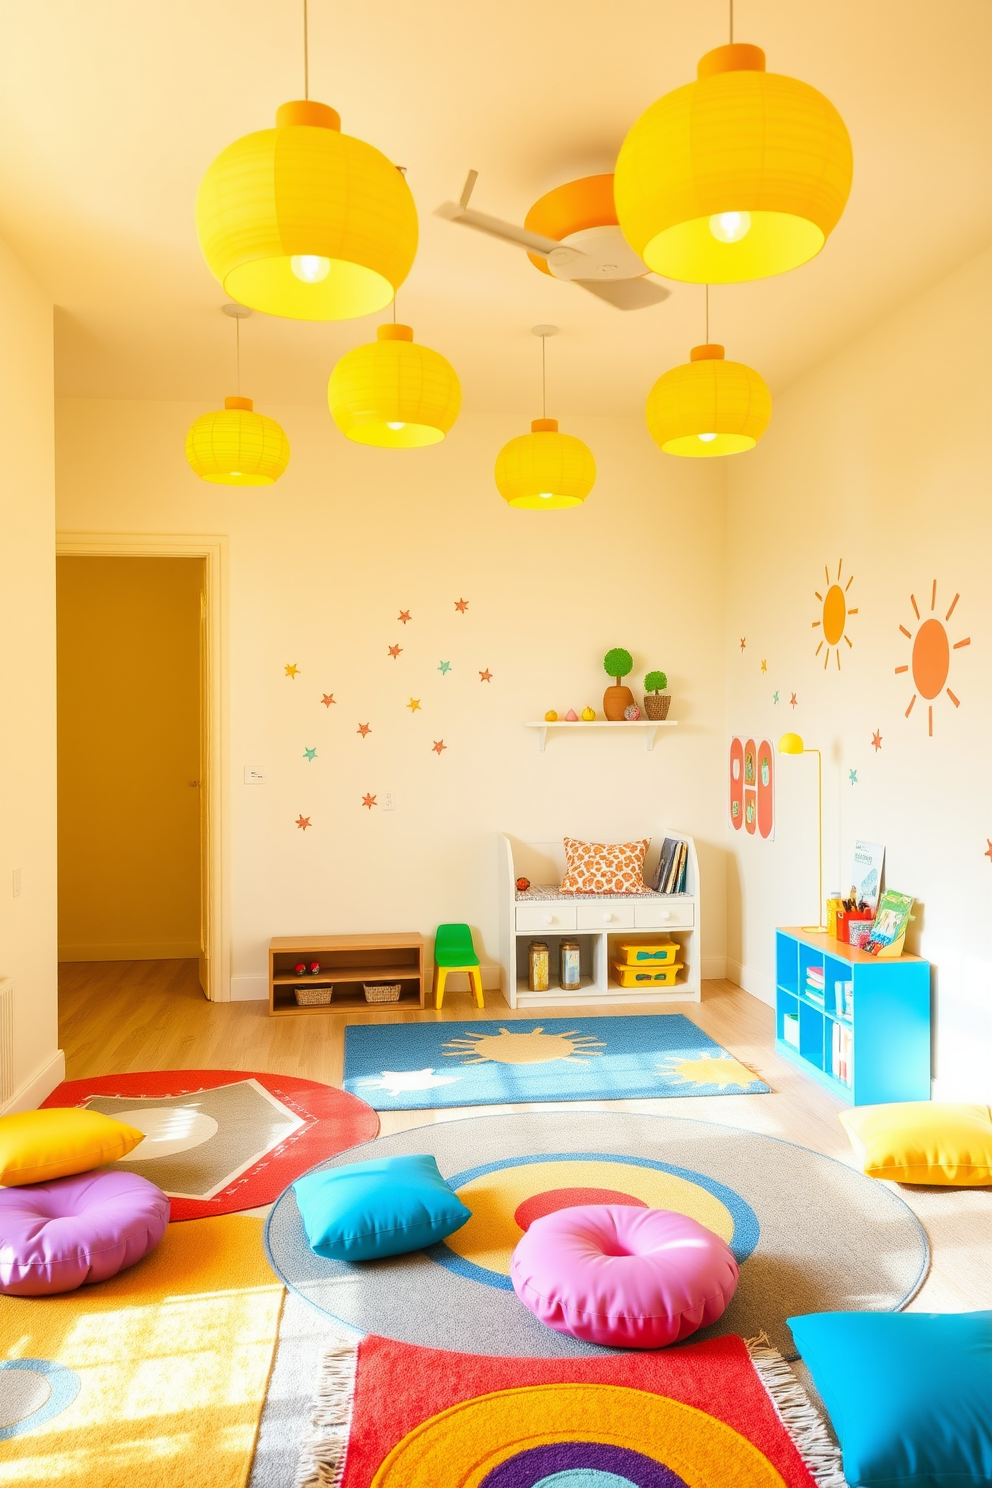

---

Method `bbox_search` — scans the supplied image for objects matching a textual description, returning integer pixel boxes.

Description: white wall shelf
[525,720,677,752]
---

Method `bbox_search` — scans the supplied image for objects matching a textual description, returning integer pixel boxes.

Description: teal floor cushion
[292,1153,471,1261]
[789,1310,992,1488]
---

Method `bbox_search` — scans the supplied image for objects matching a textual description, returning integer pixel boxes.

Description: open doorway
[56,556,210,995]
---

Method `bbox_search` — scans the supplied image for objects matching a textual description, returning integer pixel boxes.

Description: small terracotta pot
[644,694,671,720]
[603,684,634,720]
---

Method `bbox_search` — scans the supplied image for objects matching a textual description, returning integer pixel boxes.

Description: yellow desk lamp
[778,733,827,932]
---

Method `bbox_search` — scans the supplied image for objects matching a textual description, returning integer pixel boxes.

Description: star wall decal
[398,610,412,624]
[284,663,300,679]
[790,693,798,708]
[432,739,447,755]
[479,669,493,682]
[740,638,746,652]
[406,697,421,712]
[387,643,402,659]
[295,815,311,830]
[849,768,858,785]
[357,722,371,738]
[362,793,377,809]
[438,660,451,675]
[772,691,780,704]
[454,598,469,613]
[871,730,883,752]
[321,693,335,707]
[985,840,992,865]
[303,747,317,762]
[761,659,767,672]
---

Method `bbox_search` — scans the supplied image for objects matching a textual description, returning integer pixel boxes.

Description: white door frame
[55,532,231,1001]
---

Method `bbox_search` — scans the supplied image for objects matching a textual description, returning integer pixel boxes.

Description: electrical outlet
[12,868,21,898]
[383,789,396,811]
[243,767,268,784]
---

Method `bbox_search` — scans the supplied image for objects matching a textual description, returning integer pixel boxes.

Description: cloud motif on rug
[360,1069,463,1096]
[656,1052,766,1091]
[442,1027,606,1067]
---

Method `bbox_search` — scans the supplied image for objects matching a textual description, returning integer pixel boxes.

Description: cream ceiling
[0,0,989,415]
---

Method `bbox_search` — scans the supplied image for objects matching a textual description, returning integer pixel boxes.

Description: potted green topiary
[643,670,671,720]
[603,648,635,720]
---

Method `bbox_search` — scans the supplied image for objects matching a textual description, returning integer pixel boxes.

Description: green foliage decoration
[603,647,633,683]
[644,670,668,693]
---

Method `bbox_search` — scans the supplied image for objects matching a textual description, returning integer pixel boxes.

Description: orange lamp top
[224,396,253,410]
[531,418,558,432]
[378,323,414,342]
[690,344,725,362]
[275,100,341,130]
[697,44,766,78]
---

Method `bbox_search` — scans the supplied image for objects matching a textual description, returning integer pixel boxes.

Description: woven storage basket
[364,982,402,1004]
[644,694,671,720]
[294,983,334,1006]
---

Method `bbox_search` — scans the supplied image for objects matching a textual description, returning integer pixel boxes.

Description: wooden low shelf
[268,932,425,1017]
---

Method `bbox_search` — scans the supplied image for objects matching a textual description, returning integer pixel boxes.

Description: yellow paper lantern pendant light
[186,305,290,485]
[328,322,461,447]
[495,328,596,509]
[196,6,417,320]
[646,289,771,457]
[614,14,853,284]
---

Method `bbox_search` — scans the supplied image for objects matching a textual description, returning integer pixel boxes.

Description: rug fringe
[746,1333,849,1488]
[293,1336,360,1488]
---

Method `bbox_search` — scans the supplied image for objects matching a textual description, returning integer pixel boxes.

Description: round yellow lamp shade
[196,100,418,321]
[646,344,771,457]
[495,419,596,509]
[615,43,853,283]
[186,397,290,485]
[328,324,461,447]
[778,732,805,754]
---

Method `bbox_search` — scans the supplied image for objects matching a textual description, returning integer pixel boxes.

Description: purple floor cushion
[510,1204,739,1349]
[0,1169,169,1296]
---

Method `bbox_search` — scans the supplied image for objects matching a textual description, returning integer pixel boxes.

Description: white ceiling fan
[436,171,671,311]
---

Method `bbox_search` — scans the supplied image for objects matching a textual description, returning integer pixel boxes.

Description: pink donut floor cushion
[0,1169,170,1296]
[510,1204,739,1349]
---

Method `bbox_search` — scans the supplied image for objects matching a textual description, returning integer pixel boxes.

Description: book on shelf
[806,965,825,988]
[851,840,885,913]
[653,837,687,895]
[831,1020,853,1085]
[653,838,679,893]
[866,890,914,955]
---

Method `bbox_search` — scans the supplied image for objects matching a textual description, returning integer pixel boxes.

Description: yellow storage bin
[612,961,683,988]
[617,941,679,967]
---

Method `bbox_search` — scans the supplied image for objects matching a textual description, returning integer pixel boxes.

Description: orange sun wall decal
[896,581,970,737]
[812,560,857,669]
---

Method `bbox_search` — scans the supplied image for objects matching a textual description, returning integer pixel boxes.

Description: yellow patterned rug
[0,1215,283,1488]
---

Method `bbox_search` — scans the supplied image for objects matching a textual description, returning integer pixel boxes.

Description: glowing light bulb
[386,421,405,431]
[709,211,751,244]
[538,492,553,499]
[291,254,331,283]
[698,432,717,443]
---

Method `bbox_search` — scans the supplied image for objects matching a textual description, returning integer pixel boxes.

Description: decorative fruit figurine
[643,670,671,720]
[309,961,322,976]
[581,706,596,721]
[603,647,635,720]
[515,876,531,893]
[544,709,559,722]
[624,703,641,720]
[294,962,307,977]
[565,708,579,721]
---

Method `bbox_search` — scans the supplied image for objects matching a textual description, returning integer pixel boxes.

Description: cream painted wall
[56,403,729,998]
[0,236,63,1110]
[56,555,202,960]
[725,247,992,1099]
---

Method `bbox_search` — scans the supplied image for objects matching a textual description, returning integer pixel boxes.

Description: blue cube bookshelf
[775,927,931,1105]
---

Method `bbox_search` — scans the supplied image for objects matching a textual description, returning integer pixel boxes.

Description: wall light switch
[243,767,268,784]
[12,868,21,898]
[383,789,396,811]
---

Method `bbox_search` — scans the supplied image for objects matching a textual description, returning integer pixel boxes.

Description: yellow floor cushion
[840,1101,992,1185]
[0,1107,144,1185]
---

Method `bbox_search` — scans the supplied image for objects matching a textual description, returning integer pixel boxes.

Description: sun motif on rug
[657,1052,764,1090]
[442,1027,607,1067]
[360,1069,463,1096]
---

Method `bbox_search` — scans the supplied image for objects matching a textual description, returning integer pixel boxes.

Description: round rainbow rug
[264,1111,928,1358]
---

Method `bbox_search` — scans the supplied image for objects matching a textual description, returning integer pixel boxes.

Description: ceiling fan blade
[459,169,479,209]
[575,277,671,310]
[435,202,571,259]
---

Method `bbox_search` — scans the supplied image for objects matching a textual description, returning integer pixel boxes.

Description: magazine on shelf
[653,838,680,893]
[851,840,885,911]
[866,890,914,954]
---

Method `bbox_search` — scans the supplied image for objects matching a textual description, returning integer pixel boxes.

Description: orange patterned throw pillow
[560,837,652,895]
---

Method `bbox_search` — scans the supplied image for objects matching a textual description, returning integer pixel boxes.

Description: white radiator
[0,978,13,1108]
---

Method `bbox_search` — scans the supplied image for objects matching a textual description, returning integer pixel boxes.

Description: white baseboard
[59,942,200,962]
[725,959,775,1007]
[1,1048,66,1115]
[700,956,727,981]
[231,974,268,1001]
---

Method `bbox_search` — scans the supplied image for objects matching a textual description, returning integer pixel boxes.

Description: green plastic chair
[433,923,484,1009]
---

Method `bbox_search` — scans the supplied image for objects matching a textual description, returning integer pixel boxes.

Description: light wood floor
[59,960,991,1314]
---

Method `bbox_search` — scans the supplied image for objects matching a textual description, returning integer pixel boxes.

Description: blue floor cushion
[292,1153,471,1261]
[788,1310,992,1488]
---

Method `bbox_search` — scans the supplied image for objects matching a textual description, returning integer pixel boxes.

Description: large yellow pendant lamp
[614,8,853,284]
[646,289,771,457]
[328,322,461,447]
[495,327,596,509]
[196,4,417,320]
[186,305,290,485]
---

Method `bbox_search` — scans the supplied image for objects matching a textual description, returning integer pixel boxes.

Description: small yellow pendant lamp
[186,305,290,486]
[614,12,853,284]
[495,327,596,509]
[328,323,461,448]
[196,5,417,321]
[646,290,771,457]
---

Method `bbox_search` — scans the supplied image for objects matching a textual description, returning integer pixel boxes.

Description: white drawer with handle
[575,901,636,931]
[515,903,578,932]
[634,900,695,929]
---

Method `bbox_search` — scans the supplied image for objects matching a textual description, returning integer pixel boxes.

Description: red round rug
[43,1069,379,1220]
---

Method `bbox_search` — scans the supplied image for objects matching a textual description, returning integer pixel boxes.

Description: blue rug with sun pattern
[342,1015,769,1109]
